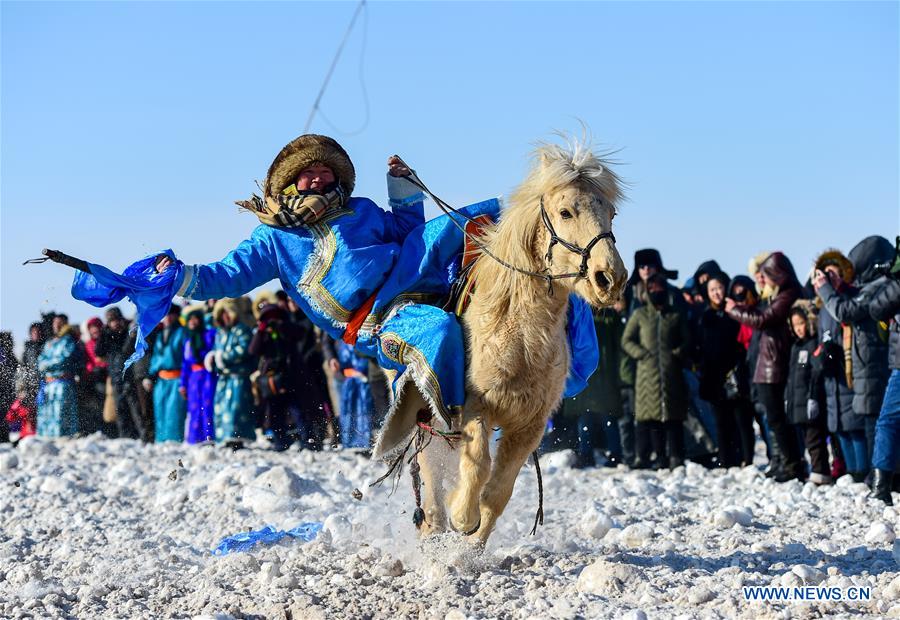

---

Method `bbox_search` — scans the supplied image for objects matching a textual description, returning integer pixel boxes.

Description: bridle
[539,195,616,282]
[396,157,617,296]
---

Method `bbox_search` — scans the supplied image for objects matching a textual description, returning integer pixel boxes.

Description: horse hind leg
[475,421,544,546]
[447,414,491,535]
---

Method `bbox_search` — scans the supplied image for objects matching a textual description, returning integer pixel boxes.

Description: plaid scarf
[235,185,346,228]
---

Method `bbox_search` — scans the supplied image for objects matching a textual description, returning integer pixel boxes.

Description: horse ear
[539,150,552,169]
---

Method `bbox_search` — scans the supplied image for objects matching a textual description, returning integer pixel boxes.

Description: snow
[0,435,897,618]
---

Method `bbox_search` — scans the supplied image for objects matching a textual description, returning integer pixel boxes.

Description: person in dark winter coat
[697,273,754,467]
[729,274,772,460]
[0,332,17,443]
[19,322,45,419]
[726,251,804,482]
[785,303,830,484]
[622,273,691,469]
[559,302,627,467]
[287,299,330,450]
[620,249,683,465]
[249,303,306,451]
[95,307,147,440]
[868,270,900,504]
[815,236,893,473]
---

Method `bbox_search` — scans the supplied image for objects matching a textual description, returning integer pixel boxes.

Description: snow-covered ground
[1,435,898,619]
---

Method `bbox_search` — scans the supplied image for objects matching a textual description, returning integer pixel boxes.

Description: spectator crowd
[2,234,898,505]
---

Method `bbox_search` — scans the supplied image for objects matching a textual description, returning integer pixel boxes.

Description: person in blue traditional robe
[336,340,374,448]
[148,304,187,442]
[36,315,80,437]
[181,306,216,443]
[211,297,258,447]
[73,134,599,457]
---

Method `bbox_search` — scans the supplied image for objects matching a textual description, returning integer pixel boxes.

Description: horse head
[511,137,628,307]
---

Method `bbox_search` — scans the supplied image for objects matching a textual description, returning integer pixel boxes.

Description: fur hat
[252,290,279,319]
[213,297,256,328]
[789,299,818,338]
[181,303,206,322]
[626,248,678,286]
[747,251,772,277]
[814,249,854,284]
[264,134,355,200]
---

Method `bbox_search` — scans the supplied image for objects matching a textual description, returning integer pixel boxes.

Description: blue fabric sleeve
[71,250,184,370]
[563,295,600,398]
[383,174,426,244]
[181,226,279,300]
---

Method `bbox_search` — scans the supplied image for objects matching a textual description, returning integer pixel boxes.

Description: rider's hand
[387,155,411,178]
[328,358,340,374]
[155,254,174,274]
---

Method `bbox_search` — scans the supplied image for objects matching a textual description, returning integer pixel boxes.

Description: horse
[414,137,628,545]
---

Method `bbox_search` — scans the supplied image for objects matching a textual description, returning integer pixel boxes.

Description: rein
[395,157,616,296]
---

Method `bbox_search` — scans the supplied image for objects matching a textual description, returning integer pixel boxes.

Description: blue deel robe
[182,328,217,443]
[149,325,188,442]
[213,323,257,443]
[70,191,599,437]
[336,341,374,449]
[36,335,80,437]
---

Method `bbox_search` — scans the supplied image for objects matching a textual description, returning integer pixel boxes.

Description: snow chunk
[865,522,895,545]
[0,450,19,471]
[323,514,352,547]
[714,506,753,529]
[791,565,825,585]
[545,450,576,470]
[620,523,654,548]
[240,466,325,515]
[687,586,715,604]
[579,503,613,539]
[39,477,74,494]
[576,558,641,595]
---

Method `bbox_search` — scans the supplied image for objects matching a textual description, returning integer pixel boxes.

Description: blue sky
[2,1,897,344]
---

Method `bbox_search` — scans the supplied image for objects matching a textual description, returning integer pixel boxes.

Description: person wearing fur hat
[36,315,80,437]
[785,302,830,484]
[146,304,187,442]
[726,252,805,482]
[149,134,494,437]
[181,305,217,444]
[210,297,258,448]
[814,236,893,478]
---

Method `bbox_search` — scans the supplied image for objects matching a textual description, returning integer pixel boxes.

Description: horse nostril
[594,270,610,289]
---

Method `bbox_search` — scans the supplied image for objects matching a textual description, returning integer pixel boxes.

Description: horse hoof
[449,516,481,536]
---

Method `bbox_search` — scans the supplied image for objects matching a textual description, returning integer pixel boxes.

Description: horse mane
[470,134,624,319]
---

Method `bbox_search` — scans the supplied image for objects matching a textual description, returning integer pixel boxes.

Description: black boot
[774,461,803,483]
[869,469,894,506]
[849,470,868,484]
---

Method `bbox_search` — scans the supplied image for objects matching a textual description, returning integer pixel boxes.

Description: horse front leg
[474,420,544,546]
[417,439,452,536]
[447,413,491,535]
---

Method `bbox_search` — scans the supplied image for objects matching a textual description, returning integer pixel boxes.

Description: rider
[76,134,597,448]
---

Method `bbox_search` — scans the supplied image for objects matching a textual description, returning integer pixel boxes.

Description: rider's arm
[381,174,425,243]
[177,226,279,301]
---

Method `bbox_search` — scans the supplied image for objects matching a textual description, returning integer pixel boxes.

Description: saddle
[447,214,495,317]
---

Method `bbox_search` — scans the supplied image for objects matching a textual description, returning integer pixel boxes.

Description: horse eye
[560,209,573,220]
